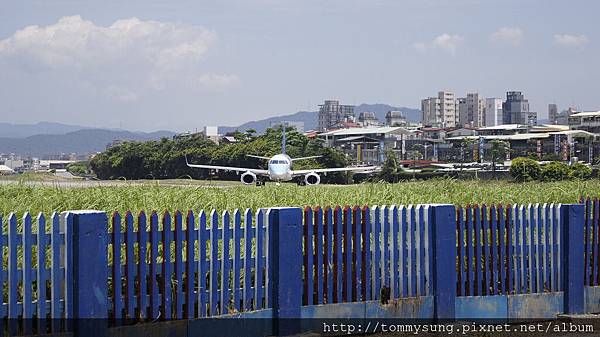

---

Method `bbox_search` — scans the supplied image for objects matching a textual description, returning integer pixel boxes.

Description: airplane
[186,128,379,186]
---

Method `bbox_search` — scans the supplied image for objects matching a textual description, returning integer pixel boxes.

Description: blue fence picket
[315,207,324,305]
[372,206,381,300]
[254,210,264,310]
[138,212,148,320]
[457,207,464,296]
[50,212,61,332]
[303,207,314,306]
[334,207,343,303]
[162,212,173,319]
[231,210,241,314]
[466,206,474,296]
[112,213,123,323]
[362,207,371,301]
[149,212,160,320]
[185,211,196,318]
[498,205,512,294]
[591,198,600,286]
[417,205,426,296]
[390,206,399,299]
[174,211,184,319]
[343,206,352,302]
[381,206,390,293]
[8,214,18,335]
[481,205,490,296]
[22,213,33,335]
[407,205,416,297]
[398,206,406,298]
[352,206,362,302]
[198,211,208,316]
[528,204,535,294]
[584,198,591,285]
[220,211,231,315]
[242,209,252,311]
[37,213,49,333]
[490,205,498,295]
[474,205,482,296]
[124,212,136,319]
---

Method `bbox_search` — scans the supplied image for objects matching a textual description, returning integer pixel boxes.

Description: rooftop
[570,111,600,117]
[319,126,413,137]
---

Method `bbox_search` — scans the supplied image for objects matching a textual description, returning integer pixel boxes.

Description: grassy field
[0,178,599,216]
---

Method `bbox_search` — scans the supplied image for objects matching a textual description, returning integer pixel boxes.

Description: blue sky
[0,0,597,131]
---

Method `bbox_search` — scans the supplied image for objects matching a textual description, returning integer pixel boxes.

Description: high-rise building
[548,104,558,125]
[502,91,536,125]
[458,93,485,127]
[485,98,503,127]
[317,100,355,131]
[421,91,457,128]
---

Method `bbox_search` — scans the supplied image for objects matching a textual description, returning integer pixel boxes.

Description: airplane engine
[241,171,257,185]
[304,172,321,186]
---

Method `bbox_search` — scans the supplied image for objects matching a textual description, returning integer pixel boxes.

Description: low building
[569,111,600,134]
[319,126,415,164]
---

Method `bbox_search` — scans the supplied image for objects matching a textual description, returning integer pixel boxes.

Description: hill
[0,129,175,157]
[220,103,420,133]
[0,121,96,138]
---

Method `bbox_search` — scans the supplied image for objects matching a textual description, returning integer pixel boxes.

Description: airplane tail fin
[281,125,286,155]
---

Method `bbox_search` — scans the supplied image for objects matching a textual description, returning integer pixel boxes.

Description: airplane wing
[290,155,322,161]
[291,166,380,176]
[246,155,272,160]
[186,156,269,176]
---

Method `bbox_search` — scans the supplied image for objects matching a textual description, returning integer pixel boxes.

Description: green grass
[1,178,599,216]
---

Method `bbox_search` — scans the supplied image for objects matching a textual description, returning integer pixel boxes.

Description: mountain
[0,129,175,157]
[0,122,95,138]
[220,103,420,134]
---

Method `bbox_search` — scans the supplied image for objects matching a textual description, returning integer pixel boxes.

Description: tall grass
[0,178,598,216]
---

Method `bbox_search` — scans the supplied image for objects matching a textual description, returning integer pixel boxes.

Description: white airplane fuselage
[267,154,293,182]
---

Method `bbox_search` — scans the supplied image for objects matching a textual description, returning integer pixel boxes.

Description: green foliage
[67,161,90,176]
[509,157,541,182]
[89,127,347,181]
[571,162,593,179]
[540,161,571,182]
[541,153,562,162]
[378,150,401,183]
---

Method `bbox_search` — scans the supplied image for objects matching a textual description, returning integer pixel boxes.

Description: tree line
[90,127,349,182]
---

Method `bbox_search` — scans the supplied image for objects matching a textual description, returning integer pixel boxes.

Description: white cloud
[489,27,524,46]
[554,34,589,48]
[0,15,239,98]
[413,33,464,55]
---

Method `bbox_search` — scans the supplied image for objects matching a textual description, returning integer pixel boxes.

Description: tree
[489,139,510,172]
[378,149,401,183]
[509,157,541,182]
[570,162,592,179]
[540,161,571,182]
[460,138,476,167]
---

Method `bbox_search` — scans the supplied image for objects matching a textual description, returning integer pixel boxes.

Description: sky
[0,0,598,132]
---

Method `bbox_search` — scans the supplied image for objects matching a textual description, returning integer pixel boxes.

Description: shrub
[540,161,571,182]
[509,157,541,182]
[571,162,592,179]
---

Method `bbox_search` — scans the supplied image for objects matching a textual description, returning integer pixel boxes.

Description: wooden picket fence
[0,200,598,336]
[301,205,433,305]
[456,204,562,297]
[109,209,269,322]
